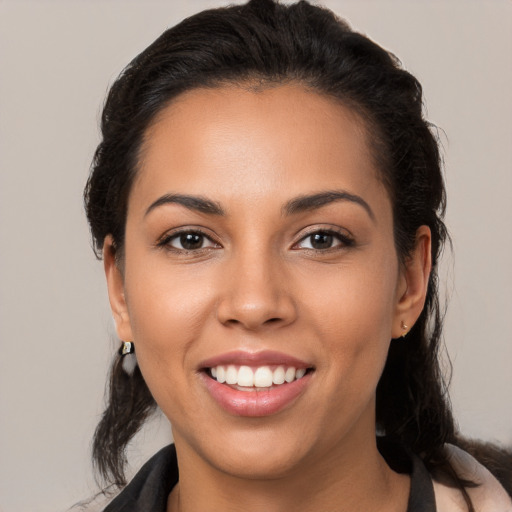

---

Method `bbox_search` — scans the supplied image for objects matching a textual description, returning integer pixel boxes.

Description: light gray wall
[0,1,510,511]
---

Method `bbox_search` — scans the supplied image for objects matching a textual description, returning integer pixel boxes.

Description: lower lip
[201,372,312,417]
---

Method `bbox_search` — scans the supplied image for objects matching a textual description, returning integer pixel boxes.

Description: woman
[84,0,512,510]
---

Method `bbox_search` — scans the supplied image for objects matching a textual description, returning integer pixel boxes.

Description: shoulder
[432,444,512,512]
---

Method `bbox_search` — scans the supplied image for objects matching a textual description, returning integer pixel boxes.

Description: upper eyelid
[157,227,219,246]
[292,227,354,248]
[294,225,353,240]
[156,225,353,247]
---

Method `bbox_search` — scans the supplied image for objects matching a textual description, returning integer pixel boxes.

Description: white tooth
[295,368,306,379]
[216,365,226,383]
[226,365,238,385]
[211,367,217,378]
[237,366,254,387]
[272,366,286,385]
[285,367,296,383]
[254,366,273,387]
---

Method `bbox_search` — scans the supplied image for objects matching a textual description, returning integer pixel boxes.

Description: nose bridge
[216,240,296,330]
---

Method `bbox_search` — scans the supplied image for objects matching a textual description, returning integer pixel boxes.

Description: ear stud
[400,321,409,338]
[119,341,135,355]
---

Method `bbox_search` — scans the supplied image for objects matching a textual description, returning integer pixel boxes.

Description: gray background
[0,1,511,511]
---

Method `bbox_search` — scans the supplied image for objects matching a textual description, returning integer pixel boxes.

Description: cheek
[305,255,398,341]
[122,256,217,393]
[125,253,213,335]
[302,254,398,394]
[315,288,393,381]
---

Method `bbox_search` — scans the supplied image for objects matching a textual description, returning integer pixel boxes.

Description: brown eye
[165,231,217,251]
[295,229,353,251]
[309,232,334,249]
[179,233,204,250]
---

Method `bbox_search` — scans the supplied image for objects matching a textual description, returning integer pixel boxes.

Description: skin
[104,84,431,512]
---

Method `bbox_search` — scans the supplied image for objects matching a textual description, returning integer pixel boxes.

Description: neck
[167,431,409,512]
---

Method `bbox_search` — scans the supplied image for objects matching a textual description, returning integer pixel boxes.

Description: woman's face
[105,84,429,478]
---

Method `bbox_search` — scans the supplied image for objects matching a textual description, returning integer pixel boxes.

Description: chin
[176,422,314,480]
[214,445,309,480]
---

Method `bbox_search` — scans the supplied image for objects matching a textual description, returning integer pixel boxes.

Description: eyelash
[156,229,219,253]
[293,228,355,252]
[156,227,354,254]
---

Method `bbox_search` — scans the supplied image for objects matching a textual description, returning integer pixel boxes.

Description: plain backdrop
[0,1,511,511]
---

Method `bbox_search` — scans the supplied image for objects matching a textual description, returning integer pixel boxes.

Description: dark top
[103,441,436,511]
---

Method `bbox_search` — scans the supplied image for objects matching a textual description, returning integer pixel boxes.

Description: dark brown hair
[84,0,480,507]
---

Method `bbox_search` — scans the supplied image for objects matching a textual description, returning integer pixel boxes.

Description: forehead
[132,83,389,216]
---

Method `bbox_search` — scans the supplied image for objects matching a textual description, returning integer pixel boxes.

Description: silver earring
[119,341,137,374]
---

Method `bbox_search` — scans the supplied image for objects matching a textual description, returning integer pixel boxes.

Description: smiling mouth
[205,365,314,391]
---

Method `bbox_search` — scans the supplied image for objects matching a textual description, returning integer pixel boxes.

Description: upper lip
[199,350,314,370]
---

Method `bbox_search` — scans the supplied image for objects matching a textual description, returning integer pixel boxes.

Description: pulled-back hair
[84,0,474,505]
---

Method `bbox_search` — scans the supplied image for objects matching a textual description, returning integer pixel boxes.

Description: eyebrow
[145,194,225,217]
[144,190,374,221]
[283,190,375,221]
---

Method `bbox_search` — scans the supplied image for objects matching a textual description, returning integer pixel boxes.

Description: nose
[215,248,297,331]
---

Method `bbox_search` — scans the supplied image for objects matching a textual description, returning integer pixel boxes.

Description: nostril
[223,316,282,328]
[216,294,297,330]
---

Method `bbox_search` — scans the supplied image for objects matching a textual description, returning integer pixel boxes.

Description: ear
[392,225,432,338]
[103,235,134,342]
